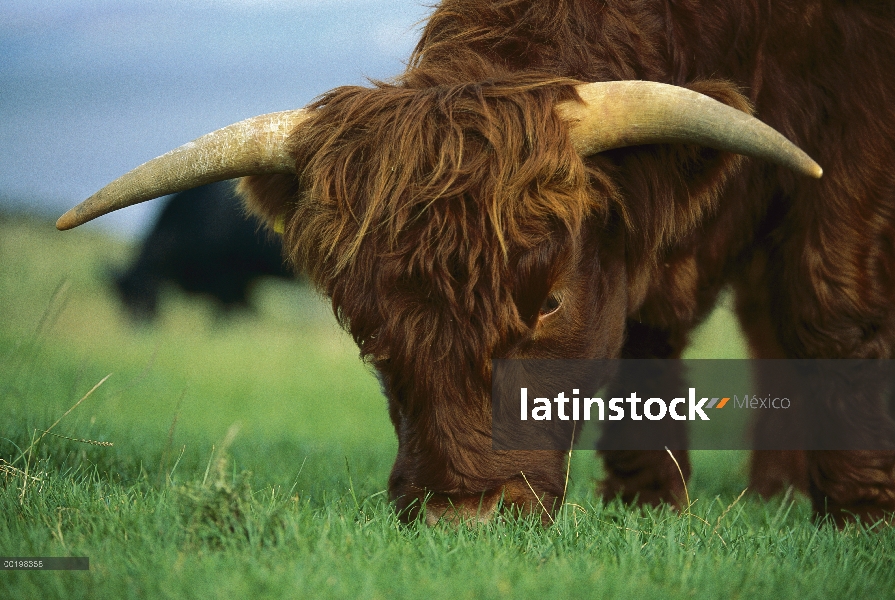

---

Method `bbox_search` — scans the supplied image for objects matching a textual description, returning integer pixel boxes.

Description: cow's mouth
[442,485,558,526]
[392,472,564,526]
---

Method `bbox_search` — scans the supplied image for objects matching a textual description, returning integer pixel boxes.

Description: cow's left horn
[56,110,309,230]
[560,80,823,179]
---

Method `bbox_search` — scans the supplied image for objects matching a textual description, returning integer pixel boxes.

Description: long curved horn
[559,80,823,179]
[56,110,309,230]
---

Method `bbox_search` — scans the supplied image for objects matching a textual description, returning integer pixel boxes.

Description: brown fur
[239,0,895,525]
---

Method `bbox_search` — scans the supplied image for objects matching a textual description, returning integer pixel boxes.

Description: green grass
[1,212,894,599]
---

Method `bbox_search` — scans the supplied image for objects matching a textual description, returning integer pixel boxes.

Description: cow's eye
[539,291,563,318]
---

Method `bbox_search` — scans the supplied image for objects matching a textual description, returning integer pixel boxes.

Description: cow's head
[58,77,820,524]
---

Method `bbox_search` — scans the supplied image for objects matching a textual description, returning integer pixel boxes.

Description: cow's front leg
[734,261,812,497]
[598,321,691,508]
[805,450,895,527]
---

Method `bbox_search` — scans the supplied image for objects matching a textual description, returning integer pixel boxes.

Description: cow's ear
[236,174,300,232]
[596,79,752,262]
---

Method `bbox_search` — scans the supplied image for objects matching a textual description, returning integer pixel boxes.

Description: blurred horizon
[1,0,428,238]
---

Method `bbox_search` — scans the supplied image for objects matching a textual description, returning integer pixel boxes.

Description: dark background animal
[113,181,292,321]
[62,0,895,526]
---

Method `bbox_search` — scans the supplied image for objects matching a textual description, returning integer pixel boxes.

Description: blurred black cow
[113,180,292,321]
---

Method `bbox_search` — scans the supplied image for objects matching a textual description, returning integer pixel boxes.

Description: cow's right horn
[559,80,823,179]
[56,110,309,230]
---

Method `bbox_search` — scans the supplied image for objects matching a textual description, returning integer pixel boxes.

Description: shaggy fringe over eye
[293,74,598,272]
[267,73,612,408]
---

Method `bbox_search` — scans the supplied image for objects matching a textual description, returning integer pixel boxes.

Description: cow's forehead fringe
[285,76,608,288]
[242,77,612,391]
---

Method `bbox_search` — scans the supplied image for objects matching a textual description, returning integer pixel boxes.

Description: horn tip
[793,154,823,179]
[56,210,81,231]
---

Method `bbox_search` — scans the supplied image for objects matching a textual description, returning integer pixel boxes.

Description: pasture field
[1,212,893,599]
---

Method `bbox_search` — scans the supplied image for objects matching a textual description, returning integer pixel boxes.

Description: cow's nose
[396,480,560,526]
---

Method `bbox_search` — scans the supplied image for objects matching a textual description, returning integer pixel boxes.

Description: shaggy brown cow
[58,0,895,526]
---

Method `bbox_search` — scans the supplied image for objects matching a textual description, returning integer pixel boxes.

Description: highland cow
[58,0,895,526]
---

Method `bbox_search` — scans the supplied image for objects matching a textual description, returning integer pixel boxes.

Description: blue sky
[0,1,430,236]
